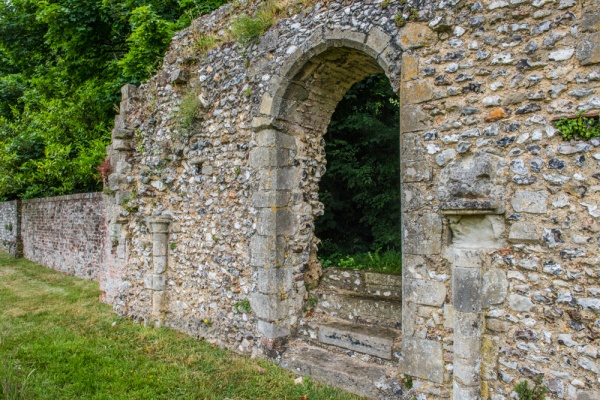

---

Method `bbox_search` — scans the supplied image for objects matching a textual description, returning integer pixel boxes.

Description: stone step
[316,292,402,329]
[317,320,399,359]
[320,267,402,300]
[281,343,401,399]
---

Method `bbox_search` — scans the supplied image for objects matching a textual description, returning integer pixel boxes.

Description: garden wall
[0,200,21,257]
[20,193,106,280]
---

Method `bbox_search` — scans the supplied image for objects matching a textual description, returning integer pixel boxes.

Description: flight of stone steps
[281,267,408,399]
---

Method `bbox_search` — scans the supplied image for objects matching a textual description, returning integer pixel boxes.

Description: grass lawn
[0,252,359,400]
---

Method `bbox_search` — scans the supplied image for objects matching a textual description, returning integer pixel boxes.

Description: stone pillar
[448,248,484,400]
[146,216,171,327]
[249,128,297,346]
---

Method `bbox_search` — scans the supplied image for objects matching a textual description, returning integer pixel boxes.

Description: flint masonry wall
[103,0,600,398]
[0,200,20,257]
[21,193,106,280]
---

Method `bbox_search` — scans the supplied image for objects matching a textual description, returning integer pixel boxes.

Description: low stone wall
[21,193,106,280]
[0,200,20,256]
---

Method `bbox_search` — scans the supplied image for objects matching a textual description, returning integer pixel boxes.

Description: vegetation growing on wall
[554,111,600,141]
[315,74,401,273]
[0,0,227,201]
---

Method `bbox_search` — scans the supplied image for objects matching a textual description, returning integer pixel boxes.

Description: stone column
[248,128,297,346]
[146,216,171,327]
[448,248,484,400]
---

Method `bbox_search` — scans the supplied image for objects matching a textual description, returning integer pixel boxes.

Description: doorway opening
[315,74,401,275]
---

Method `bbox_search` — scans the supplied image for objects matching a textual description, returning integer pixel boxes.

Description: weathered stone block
[444,248,483,269]
[153,256,167,274]
[404,278,447,307]
[152,237,168,257]
[144,273,166,291]
[401,160,432,182]
[453,355,481,386]
[248,147,291,168]
[452,381,480,400]
[448,215,506,249]
[481,335,499,380]
[577,33,600,66]
[365,26,392,55]
[250,292,289,321]
[453,267,482,313]
[401,52,419,82]
[402,337,444,384]
[402,212,442,255]
[250,235,286,267]
[482,269,508,307]
[508,222,540,243]
[511,190,548,214]
[396,23,436,51]
[402,254,427,280]
[438,152,508,204]
[257,267,293,294]
[400,80,434,105]
[317,321,397,359]
[256,209,294,236]
[401,183,429,212]
[400,133,426,161]
[257,319,290,339]
[255,129,296,150]
[400,105,429,133]
[251,191,291,208]
[454,311,482,360]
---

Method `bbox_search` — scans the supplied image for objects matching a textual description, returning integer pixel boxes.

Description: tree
[0,0,228,200]
[315,74,401,259]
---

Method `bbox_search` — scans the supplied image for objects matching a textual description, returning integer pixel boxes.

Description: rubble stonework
[60,0,600,398]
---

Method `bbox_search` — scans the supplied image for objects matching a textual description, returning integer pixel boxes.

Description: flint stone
[579,298,600,311]
[577,33,600,66]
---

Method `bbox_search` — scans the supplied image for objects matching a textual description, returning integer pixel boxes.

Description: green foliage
[514,376,548,400]
[194,34,218,56]
[319,250,402,274]
[178,87,202,131]
[233,298,252,313]
[169,242,177,250]
[231,1,276,43]
[554,111,600,141]
[0,0,227,201]
[316,74,401,261]
[402,374,413,390]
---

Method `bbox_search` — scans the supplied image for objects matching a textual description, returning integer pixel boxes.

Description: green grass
[0,252,360,400]
[320,250,402,275]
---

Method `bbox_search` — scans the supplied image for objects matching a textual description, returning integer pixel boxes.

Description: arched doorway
[249,27,446,397]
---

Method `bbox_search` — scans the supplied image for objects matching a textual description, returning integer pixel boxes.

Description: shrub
[514,376,548,400]
[231,1,277,43]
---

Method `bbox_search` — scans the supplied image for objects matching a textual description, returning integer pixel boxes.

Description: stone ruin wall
[0,200,21,257]
[103,0,600,398]
[20,193,107,281]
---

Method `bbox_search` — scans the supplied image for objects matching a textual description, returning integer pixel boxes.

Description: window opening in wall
[315,74,401,275]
